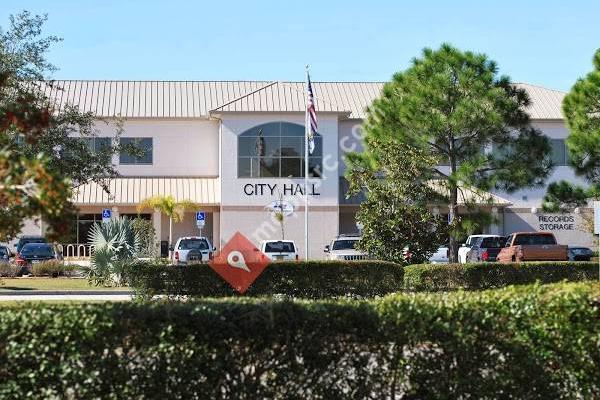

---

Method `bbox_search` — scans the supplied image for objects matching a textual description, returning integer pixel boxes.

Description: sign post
[594,202,600,281]
[101,208,112,223]
[195,211,206,236]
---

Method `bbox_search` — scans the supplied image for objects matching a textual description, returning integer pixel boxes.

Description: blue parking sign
[196,212,205,221]
[102,209,112,219]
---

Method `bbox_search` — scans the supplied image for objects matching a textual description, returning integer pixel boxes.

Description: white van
[259,240,299,261]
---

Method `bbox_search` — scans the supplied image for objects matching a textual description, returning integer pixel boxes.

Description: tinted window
[120,138,153,165]
[21,244,54,257]
[238,122,322,178]
[332,240,358,250]
[514,234,557,246]
[480,237,504,248]
[177,239,209,251]
[264,242,295,253]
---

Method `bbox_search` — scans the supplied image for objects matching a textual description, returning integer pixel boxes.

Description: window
[550,139,569,166]
[238,122,322,178]
[120,138,153,165]
[264,241,296,253]
[82,137,112,154]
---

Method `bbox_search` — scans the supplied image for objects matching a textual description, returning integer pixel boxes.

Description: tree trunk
[448,136,459,263]
[448,184,459,263]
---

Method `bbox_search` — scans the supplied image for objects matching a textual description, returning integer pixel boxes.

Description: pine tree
[350,44,552,262]
[543,48,600,211]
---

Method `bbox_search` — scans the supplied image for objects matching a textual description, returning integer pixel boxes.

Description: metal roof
[44,80,564,120]
[514,83,565,120]
[211,81,351,114]
[339,178,512,206]
[72,177,220,205]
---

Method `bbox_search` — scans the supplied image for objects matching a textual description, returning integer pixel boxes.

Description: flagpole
[304,65,310,260]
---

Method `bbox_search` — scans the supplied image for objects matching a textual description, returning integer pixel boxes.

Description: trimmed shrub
[404,261,600,291]
[0,263,19,277]
[128,260,405,299]
[30,261,79,277]
[0,282,598,398]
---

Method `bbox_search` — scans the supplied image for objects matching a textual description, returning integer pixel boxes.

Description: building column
[111,206,119,219]
[212,211,221,250]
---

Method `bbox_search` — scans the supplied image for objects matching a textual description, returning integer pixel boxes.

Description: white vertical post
[304,66,310,260]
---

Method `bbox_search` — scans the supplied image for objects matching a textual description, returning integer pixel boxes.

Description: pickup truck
[496,232,568,263]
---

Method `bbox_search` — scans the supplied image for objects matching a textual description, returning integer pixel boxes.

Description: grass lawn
[0,278,130,292]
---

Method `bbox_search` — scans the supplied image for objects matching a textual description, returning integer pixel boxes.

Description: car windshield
[332,240,358,250]
[18,238,45,248]
[178,239,209,250]
[264,242,295,253]
[20,244,54,257]
[514,234,557,246]
[480,237,504,248]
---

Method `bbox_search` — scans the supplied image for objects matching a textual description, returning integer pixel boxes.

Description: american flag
[306,73,317,154]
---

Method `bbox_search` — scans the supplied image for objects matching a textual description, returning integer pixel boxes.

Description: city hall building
[20,80,594,257]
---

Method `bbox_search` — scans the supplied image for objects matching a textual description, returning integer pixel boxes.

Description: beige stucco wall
[95,118,219,177]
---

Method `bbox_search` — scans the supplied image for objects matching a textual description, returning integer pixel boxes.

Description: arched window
[238,122,322,178]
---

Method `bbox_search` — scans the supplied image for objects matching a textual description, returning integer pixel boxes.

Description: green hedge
[404,261,600,291]
[0,282,598,398]
[128,260,405,299]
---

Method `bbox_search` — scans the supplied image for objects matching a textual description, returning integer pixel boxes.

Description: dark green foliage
[346,141,447,264]
[563,48,600,182]
[0,282,598,398]
[404,261,599,291]
[543,49,600,210]
[351,43,552,262]
[128,260,405,300]
[543,181,593,212]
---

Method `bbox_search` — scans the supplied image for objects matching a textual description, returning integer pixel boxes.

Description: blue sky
[1,0,598,91]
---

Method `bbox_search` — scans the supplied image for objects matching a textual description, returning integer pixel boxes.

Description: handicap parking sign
[196,211,206,228]
[102,208,112,222]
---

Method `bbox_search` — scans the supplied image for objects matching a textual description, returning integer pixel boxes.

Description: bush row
[127,260,599,298]
[404,261,600,291]
[128,260,405,299]
[0,282,598,398]
[0,261,80,278]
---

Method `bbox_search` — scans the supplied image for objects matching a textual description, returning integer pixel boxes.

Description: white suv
[324,235,368,261]
[171,236,215,265]
[259,240,299,261]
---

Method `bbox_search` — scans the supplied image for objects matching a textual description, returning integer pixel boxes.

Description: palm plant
[137,195,199,248]
[87,217,141,286]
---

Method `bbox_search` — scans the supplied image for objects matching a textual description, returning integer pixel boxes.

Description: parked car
[428,246,449,264]
[260,240,299,261]
[15,243,62,273]
[568,246,593,261]
[171,236,215,265]
[466,236,506,262]
[497,232,568,263]
[0,245,12,264]
[324,235,368,261]
[458,235,499,263]
[15,235,47,254]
